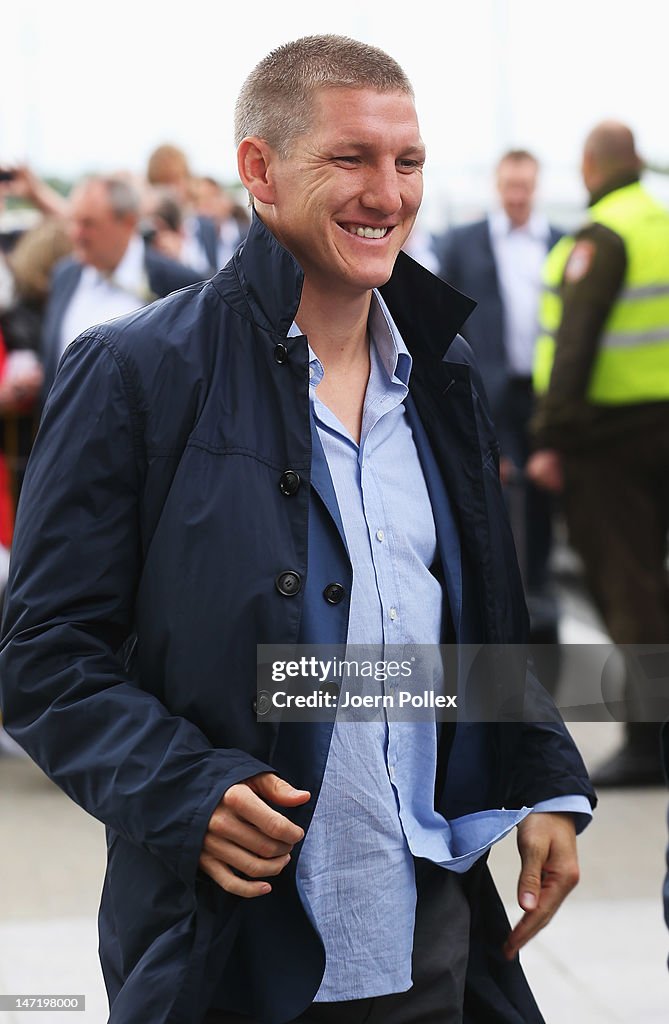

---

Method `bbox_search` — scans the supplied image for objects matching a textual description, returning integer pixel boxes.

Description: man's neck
[297,281,374,445]
[92,235,135,277]
[296,282,372,372]
[588,172,640,207]
[506,210,531,230]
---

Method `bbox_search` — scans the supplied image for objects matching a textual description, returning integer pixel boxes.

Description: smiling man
[0,35,594,1024]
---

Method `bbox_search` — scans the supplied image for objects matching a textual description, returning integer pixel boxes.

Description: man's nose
[360,163,403,214]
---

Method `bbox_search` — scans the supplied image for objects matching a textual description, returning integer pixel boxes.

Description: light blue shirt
[488,209,551,376]
[291,295,591,1001]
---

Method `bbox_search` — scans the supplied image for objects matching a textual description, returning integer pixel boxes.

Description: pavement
[0,567,668,1022]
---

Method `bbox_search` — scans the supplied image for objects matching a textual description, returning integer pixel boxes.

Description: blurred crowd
[0,127,668,791]
[0,146,253,562]
[0,142,440,565]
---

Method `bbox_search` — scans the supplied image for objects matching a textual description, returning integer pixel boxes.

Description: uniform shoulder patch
[564,239,596,283]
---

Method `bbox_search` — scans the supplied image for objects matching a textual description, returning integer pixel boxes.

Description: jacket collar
[588,172,640,207]
[214,210,475,357]
[215,211,303,338]
[380,250,475,361]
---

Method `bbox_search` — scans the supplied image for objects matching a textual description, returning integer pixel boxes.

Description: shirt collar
[92,233,146,292]
[489,208,550,241]
[288,289,412,390]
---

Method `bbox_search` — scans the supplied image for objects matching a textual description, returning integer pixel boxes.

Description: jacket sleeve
[508,676,597,813]
[0,330,273,885]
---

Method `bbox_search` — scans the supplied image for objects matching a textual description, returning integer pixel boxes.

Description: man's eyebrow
[327,140,426,157]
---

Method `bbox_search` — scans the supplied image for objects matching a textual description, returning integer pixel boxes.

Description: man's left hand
[503,812,580,960]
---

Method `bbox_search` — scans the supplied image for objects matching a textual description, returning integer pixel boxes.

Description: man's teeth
[348,226,388,238]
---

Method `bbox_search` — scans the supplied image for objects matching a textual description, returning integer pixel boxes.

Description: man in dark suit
[40,174,203,396]
[435,152,562,659]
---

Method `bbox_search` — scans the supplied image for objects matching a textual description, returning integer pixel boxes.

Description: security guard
[527,120,669,787]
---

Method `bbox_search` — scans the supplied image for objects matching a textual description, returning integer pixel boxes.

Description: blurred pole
[492,0,512,153]
[645,161,669,175]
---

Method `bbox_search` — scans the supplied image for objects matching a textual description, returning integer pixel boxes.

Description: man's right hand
[199,772,311,898]
[525,449,564,493]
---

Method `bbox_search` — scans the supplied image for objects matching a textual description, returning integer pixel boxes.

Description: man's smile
[340,223,392,239]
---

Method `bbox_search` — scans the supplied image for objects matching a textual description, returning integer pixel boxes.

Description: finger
[505,862,580,959]
[516,840,544,913]
[206,807,294,858]
[504,878,566,957]
[222,780,308,844]
[503,906,552,960]
[506,870,570,944]
[201,837,291,879]
[249,772,311,808]
[198,853,273,899]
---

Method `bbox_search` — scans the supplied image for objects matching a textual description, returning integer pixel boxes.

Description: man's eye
[397,160,423,171]
[333,156,359,165]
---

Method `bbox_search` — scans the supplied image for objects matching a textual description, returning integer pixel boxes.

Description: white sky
[4,0,669,229]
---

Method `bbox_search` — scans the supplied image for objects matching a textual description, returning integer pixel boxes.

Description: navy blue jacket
[40,241,204,396]
[0,214,594,1024]
[435,218,562,453]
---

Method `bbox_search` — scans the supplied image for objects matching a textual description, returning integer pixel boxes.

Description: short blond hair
[234,34,414,157]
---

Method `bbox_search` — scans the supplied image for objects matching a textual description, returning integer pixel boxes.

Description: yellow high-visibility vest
[533,182,669,402]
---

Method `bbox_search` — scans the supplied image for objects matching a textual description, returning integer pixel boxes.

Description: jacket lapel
[308,418,348,551]
[404,394,462,635]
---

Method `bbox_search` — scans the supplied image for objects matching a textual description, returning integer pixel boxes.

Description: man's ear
[237,137,276,206]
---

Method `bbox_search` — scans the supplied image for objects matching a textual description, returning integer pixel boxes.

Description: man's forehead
[309,88,422,144]
[311,85,416,117]
[497,158,537,179]
[71,183,112,214]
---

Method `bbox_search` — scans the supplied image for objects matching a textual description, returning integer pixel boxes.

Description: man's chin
[354,256,401,292]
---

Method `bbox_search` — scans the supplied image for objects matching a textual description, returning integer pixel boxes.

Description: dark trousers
[204,860,470,1024]
[500,378,555,596]
[562,432,669,748]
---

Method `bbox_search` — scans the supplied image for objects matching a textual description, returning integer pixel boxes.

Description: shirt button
[323,583,346,605]
[376,529,384,542]
[279,470,301,496]
[275,571,302,597]
[389,607,398,620]
[274,343,288,364]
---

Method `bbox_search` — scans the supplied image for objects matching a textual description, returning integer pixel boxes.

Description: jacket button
[252,692,271,717]
[321,681,340,699]
[276,571,302,597]
[274,343,288,364]
[323,583,345,605]
[279,470,301,496]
